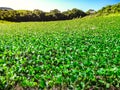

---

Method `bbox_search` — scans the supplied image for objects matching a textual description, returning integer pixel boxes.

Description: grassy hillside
[0,15,120,89]
[96,3,120,16]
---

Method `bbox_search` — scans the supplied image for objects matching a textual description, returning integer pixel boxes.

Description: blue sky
[0,0,120,11]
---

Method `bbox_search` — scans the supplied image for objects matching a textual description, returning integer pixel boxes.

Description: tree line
[0,2,120,22]
[0,8,87,22]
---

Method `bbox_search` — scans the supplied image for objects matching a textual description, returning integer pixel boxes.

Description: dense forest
[0,3,120,22]
[0,8,86,22]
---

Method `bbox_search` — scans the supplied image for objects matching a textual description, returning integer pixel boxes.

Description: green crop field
[0,15,120,90]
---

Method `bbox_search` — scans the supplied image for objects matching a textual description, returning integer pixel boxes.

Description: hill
[0,7,13,10]
[96,3,120,15]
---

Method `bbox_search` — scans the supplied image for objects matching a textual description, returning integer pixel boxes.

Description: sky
[0,0,120,12]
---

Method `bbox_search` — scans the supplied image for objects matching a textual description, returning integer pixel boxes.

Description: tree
[49,9,62,20]
[33,9,45,21]
[63,8,86,19]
